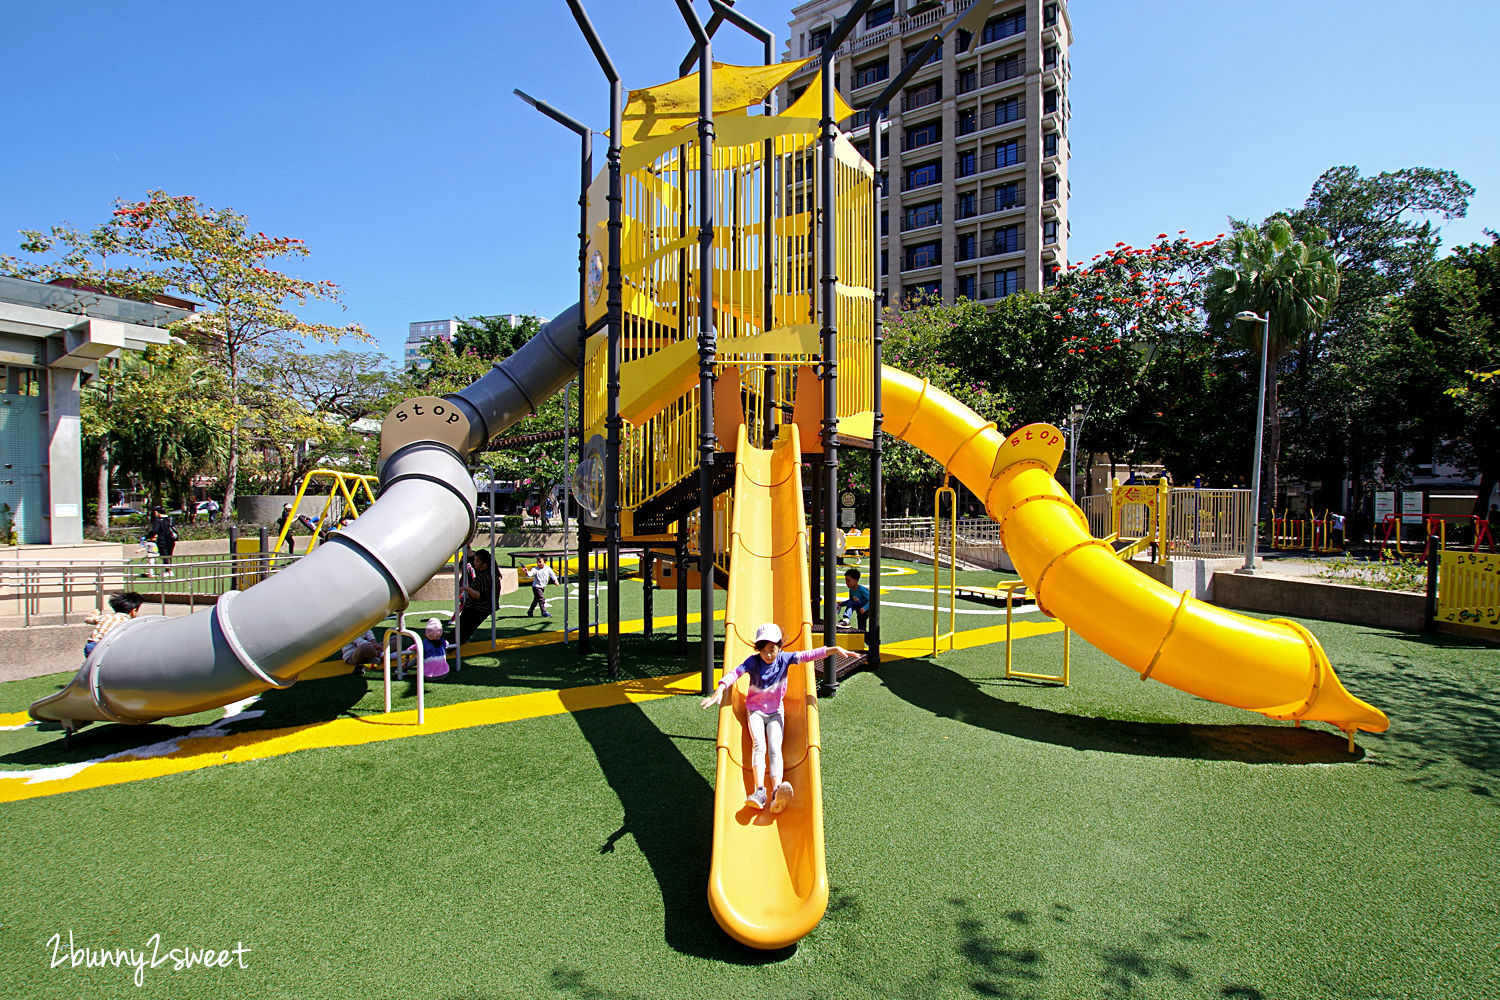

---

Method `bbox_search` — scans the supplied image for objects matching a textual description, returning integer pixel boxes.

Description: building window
[1044,88,1059,114]
[1042,266,1057,287]
[903,80,942,112]
[957,108,978,135]
[881,250,888,276]
[957,233,977,262]
[983,53,1024,87]
[956,150,977,177]
[1044,45,1059,68]
[905,241,942,270]
[1044,132,1059,158]
[903,119,942,150]
[854,59,889,89]
[986,97,1024,128]
[904,281,941,301]
[1044,220,1059,245]
[957,274,977,300]
[1044,3,1058,27]
[990,182,1022,211]
[902,201,942,231]
[904,43,941,68]
[957,29,973,53]
[1044,176,1059,201]
[988,224,1022,255]
[990,267,1022,298]
[904,160,941,191]
[881,211,889,236]
[865,2,894,28]
[957,67,977,95]
[847,108,869,130]
[808,27,830,53]
[956,192,977,219]
[994,139,1021,169]
[982,9,1025,44]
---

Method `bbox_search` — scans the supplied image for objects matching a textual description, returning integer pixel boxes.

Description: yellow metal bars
[581,117,874,519]
[932,480,957,654]
[1435,550,1500,632]
[1002,581,1071,686]
[269,468,378,568]
[1165,488,1251,559]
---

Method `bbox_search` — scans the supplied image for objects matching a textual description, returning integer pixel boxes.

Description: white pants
[746,709,785,789]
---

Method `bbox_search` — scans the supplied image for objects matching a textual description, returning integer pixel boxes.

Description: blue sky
[4,1,1496,363]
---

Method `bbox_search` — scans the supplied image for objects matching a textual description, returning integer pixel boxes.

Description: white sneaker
[771,781,794,814]
[746,787,767,810]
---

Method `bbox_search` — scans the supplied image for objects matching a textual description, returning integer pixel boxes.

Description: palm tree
[1207,217,1340,517]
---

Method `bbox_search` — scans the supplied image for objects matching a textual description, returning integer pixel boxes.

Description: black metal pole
[1424,532,1440,631]
[677,528,689,653]
[512,87,594,656]
[564,0,624,680]
[677,0,718,697]
[818,0,875,693]
[643,549,655,637]
[869,114,885,669]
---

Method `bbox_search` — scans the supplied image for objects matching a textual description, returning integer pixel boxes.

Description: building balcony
[900,208,942,232]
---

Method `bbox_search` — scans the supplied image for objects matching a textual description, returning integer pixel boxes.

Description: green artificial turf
[1,559,1497,999]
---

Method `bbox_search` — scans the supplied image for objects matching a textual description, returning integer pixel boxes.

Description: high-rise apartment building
[403,318,460,369]
[780,0,1072,305]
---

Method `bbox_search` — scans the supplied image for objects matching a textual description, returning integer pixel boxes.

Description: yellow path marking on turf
[0,612,1056,805]
[0,711,30,728]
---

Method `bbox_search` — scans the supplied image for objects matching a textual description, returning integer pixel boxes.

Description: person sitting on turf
[838,568,871,632]
[341,628,382,675]
[454,549,495,645]
[83,592,145,659]
[699,623,855,813]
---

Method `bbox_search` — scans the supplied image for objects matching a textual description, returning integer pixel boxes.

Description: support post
[677,0,718,696]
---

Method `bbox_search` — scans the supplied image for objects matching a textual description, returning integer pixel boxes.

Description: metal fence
[0,553,304,626]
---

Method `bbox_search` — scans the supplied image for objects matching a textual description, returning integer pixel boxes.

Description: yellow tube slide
[707,424,828,950]
[881,366,1388,738]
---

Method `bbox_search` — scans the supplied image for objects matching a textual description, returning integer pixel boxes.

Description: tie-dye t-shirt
[724,647,832,715]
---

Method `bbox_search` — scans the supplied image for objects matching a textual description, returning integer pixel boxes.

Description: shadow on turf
[561,685,796,965]
[1335,629,1500,801]
[880,658,1362,764]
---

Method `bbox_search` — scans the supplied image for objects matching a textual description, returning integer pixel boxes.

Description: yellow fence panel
[1437,551,1500,632]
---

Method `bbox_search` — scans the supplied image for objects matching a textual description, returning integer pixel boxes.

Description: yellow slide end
[881,365,1388,738]
[706,425,828,950]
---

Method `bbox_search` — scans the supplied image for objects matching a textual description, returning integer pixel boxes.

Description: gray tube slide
[30,303,586,728]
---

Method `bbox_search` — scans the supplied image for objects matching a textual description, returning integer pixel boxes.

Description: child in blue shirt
[839,568,870,631]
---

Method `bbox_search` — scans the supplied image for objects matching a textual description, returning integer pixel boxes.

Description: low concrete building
[0,276,189,545]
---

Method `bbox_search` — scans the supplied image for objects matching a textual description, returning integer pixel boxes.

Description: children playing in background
[421,618,450,680]
[525,554,559,618]
[83,592,145,658]
[341,628,382,675]
[700,622,855,813]
[838,568,871,631]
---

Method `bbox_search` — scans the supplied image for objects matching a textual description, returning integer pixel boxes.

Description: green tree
[3,191,364,518]
[1206,217,1340,514]
[453,314,542,360]
[1279,166,1474,508]
[81,343,236,514]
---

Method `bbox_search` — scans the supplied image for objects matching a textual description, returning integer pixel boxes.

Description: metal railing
[902,85,942,112]
[1,552,305,626]
[981,100,1025,130]
[982,230,1024,256]
[981,59,1025,87]
[900,206,942,231]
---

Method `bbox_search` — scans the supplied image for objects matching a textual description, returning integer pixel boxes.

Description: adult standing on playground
[526,554,559,619]
[148,506,178,577]
[275,503,296,555]
[455,549,496,644]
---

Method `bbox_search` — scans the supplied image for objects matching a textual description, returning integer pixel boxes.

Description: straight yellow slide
[881,365,1388,739]
[707,424,828,950]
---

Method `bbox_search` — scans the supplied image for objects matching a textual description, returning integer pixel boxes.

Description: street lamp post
[1236,309,1271,572]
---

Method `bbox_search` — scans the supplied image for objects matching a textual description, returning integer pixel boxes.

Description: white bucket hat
[753,622,782,646]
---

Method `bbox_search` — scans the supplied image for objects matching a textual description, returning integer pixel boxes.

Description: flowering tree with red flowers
[5,191,365,517]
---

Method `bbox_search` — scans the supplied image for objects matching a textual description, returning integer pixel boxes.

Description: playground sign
[1402,492,1424,524]
[1374,491,1395,524]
